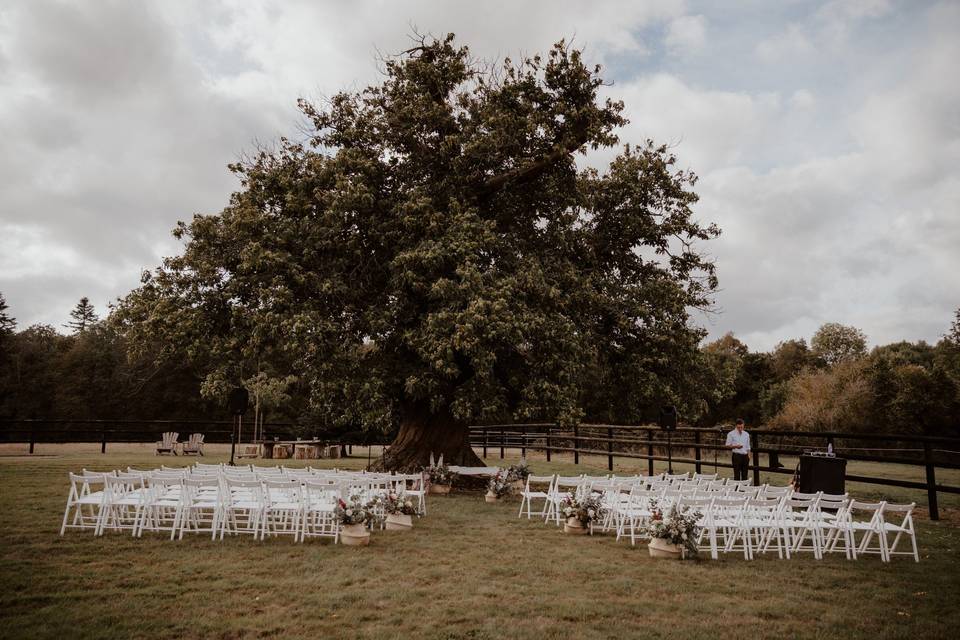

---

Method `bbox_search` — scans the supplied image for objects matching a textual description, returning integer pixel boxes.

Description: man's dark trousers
[732,453,750,481]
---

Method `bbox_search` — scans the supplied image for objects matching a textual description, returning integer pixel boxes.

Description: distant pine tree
[65,297,99,333]
[0,292,15,334]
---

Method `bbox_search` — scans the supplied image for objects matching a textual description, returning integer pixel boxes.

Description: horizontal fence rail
[0,419,391,454]
[468,423,960,521]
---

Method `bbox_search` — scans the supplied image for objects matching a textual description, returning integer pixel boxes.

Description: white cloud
[756,24,815,63]
[0,0,957,353]
[664,14,707,55]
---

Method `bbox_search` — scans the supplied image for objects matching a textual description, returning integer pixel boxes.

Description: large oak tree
[115,35,720,470]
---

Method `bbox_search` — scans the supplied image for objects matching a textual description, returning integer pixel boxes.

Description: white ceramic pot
[564,517,587,535]
[648,537,684,558]
[429,483,452,495]
[385,513,413,531]
[340,523,371,546]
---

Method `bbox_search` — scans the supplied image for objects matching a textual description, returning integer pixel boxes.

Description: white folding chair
[846,501,886,560]
[398,473,428,515]
[261,478,304,540]
[545,476,583,525]
[302,479,341,543]
[878,502,919,562]
[818,496,854,559]
[138,476,185,539]
[616,486,658,545]
[708,495,747,554]
[98,474,148,536]
[177,476,222,539]
[220,477,266,539]
[517,474,554,519]
[60,471,110,535]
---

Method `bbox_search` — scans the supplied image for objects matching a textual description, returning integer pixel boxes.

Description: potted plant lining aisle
[336,494,379,546]
[485,470,512,503]
[560,495,604,535]
[425,454,457,494]
[505,459,530,493]
[384,491,418,530]
[643,501,702,559]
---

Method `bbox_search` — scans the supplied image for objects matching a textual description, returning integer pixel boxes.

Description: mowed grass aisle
[1,448,958,640]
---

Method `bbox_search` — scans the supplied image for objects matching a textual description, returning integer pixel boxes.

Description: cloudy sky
[1,0,957,350]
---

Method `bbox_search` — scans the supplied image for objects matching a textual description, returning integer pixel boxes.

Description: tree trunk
[371,402,484,472]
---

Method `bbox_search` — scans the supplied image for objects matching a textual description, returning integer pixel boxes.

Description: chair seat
[523,491,548,498]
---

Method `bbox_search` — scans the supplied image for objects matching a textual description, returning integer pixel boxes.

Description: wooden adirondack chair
[181,433,205,456]
[155,432,179,455]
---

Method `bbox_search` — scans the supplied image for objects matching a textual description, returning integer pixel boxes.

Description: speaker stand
[667,430,674,474]
[229,414,238,466]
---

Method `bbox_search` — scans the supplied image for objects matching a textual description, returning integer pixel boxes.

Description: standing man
[725,418,751,482]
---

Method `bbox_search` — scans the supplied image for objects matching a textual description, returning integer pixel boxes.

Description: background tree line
[2,291,957,437]
[698,314,960,436]
[0,293,307,428]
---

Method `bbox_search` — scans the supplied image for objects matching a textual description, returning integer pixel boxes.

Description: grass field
[1,446,958,639]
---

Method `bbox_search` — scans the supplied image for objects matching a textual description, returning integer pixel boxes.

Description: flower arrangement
[505,459,531,484]
[424,454,457,487]
[559,494,604,526]
[383,491,418,516]
[487,470,513,498]
[642,500,702,557]
[335,494,379,527]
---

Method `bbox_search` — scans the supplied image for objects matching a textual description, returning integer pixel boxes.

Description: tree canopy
[114,35,722,467]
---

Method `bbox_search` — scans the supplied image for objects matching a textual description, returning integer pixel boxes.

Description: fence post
[101,425,107,454]
[573,425,579,465]
[923,441,939,521]
[483,429,488,458]
[751,432,760,486]
[607,427,614,471]
[694,429,701,474]
[546,426,552,462]
[500,427,505,459]
[29,424,36,454]
[520,427,526,459]
[647,430,654,476]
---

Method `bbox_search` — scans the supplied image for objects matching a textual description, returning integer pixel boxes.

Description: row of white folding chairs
[145,464,427,513]
[60,470,420,542]
[518,473,758,524]
[611,490,918,562]
[519,475,919,562]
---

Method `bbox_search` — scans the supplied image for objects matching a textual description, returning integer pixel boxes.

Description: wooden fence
[469,423,960,521]
[3,419,958,521]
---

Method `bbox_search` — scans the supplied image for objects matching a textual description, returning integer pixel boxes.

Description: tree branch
[478,121,589,198]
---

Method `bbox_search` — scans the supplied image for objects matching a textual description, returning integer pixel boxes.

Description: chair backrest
[127,467,158,475]
[223,477,265,502]
[160,432,178,446]
[759,485,792,499]
[693,473,718,482]
[188,433,204,445]
[819,492,848,501]
[151,470,188,481]
[554,476,584,490]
